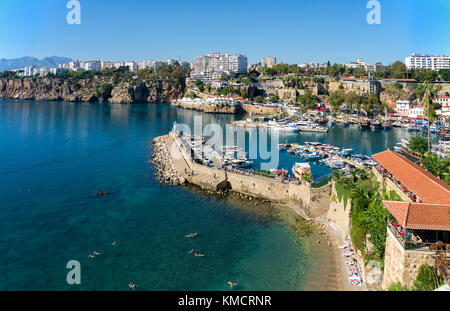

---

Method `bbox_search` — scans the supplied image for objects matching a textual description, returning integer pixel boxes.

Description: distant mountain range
[0,56,72,72]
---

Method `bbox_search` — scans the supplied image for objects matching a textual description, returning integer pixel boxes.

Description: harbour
[1,100,447,291]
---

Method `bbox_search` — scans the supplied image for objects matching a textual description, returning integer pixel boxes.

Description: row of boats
[394,139,450,161]
[219,146,254,169]
[280,142,377,181]
[279,142,377,167]
[265,119,328,133]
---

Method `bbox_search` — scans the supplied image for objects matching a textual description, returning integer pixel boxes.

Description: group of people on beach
[185,232,238,288]
[339,243,362,286]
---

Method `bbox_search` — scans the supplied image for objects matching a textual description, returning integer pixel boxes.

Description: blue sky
[0,0,449,65]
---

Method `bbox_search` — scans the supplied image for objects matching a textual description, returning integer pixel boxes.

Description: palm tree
[419,82,437,152]
[332,170,345,182]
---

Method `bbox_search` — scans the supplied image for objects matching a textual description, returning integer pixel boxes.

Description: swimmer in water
[227,281,238,288]
[188,249,194,254]
[185,232,198,238]
[112,241,117,246]
[93,250,101,255]
[194,253,205,257]
[128,283,136,291]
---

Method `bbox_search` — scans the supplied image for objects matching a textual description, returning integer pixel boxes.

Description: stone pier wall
[165,132,330,219]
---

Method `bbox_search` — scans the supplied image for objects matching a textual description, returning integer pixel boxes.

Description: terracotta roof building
[372,150,450,204]
[382,201,450,231]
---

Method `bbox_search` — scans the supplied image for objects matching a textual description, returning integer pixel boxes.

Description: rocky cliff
[0,78,185,104]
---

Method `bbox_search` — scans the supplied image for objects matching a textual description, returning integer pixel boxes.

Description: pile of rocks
[151,137,184,186]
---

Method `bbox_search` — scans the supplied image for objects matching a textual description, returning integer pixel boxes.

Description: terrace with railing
[384,200,450,281]
[374,165,417,202]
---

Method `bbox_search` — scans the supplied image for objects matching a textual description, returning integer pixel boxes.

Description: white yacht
[292,163,311,180]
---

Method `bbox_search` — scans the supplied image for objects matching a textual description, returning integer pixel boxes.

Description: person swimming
[93,250,101,255]
[188,249,194,254]
[185,232,198,238]
[194,253,205,257]
[128,283,137,291]
[227,281,238,288]
[112,241,117,246]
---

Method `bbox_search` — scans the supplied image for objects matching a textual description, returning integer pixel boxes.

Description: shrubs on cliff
[333,169,401,261]
[96,83,114,101]
[0,70,21,79]
[414,264,439,291]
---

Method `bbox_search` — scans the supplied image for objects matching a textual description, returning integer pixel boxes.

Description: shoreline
[153,132,366,291]
[310,218,365,291]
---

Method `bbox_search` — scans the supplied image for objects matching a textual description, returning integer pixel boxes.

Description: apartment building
[191,53,248,81]
[436,94,450,116]
[405,54,450,70]
[262,56,277,68]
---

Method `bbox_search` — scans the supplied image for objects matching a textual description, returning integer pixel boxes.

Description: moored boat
[382,121,392,130]
[360,119,370,129]
[292,162,311,180]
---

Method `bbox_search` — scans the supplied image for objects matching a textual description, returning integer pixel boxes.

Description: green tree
[391,61,407,79]
[302,172,313,183]
[419,82,438,151]
[344,91,360,111]
[438,69,450,81]
[420,152,450,184]
[414,264,438,291]
[195,80,204,92]
[409,135,428,154]
[329,90,344,111]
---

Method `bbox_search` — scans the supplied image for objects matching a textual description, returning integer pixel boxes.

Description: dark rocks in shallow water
[94,191,110,197]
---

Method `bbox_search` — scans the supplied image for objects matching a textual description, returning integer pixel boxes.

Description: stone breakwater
[151,136,185,185]
[0,78,185,104]
[150,132,332,220]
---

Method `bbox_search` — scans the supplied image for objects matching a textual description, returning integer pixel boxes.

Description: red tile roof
[372,150,450,204]
[383,201,450,231]
[382,78,417,82]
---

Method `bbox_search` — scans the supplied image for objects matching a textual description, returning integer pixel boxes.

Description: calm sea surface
[0,100,420,290]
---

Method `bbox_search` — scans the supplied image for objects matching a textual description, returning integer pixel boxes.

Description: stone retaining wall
[383,228,435,289]
[165,132,330,219]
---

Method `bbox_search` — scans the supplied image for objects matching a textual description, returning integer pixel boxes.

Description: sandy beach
[302,219,364,291]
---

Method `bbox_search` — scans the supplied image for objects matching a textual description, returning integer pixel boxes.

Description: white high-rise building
[191,53,248,81]
[405,54,450,70]
[228,54,247,74]
[262,56,277,68]
[101,61,113,70]
[84,61,101,71]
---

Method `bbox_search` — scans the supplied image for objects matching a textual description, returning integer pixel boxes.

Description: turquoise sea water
[0,100,421,291]
[0,101,308,291]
